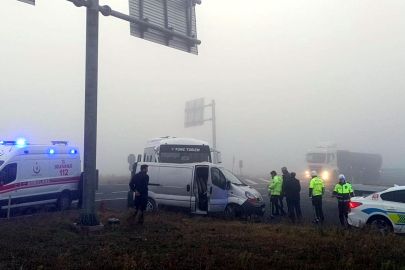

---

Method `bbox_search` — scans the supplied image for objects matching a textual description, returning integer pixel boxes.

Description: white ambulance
[0,140,81,213]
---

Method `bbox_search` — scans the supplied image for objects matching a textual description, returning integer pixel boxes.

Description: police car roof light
[70,150,77,154]
[49,149,55,154]
[51,141,69,146]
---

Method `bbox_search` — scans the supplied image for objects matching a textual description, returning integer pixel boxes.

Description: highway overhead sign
[18,0,35,5]
[129,0,200,54]
[185,98,205,127]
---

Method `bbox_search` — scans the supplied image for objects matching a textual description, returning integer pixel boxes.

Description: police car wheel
[57,192,71,210]
[369,216,393,235]
[146,198,156,212]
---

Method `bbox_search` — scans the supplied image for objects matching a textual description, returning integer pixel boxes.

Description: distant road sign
[128,154,136,171]
[17,0,35,5]
[129,0,199,54]
[128,154,136,164]
[185,98,205,128]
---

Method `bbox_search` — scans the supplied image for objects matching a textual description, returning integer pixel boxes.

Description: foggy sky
[1,0,405,177]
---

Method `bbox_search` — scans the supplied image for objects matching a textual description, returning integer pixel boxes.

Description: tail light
[350,202,363,209]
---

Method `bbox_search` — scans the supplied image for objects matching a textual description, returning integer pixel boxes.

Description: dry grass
[0,210,404,270]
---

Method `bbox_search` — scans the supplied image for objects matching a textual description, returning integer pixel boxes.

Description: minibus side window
[0,163,17,186]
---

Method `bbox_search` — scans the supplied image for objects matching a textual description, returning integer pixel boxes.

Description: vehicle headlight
[245,191,259,203]
[323,172,328,179]
[245,191,255,199]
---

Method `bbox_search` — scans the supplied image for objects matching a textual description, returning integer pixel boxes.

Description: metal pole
[211,99,217,163]
[78,0,100,226]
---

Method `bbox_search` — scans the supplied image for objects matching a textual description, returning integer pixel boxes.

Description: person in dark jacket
[129,164,149,224]
[77,172,84,210]
[282,172,302,222]
[280,167,291,214]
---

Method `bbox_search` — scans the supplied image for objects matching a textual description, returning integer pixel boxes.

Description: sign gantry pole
[16,0,202,226]
[79,0,100,226]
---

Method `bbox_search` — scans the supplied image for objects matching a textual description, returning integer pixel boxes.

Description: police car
[348,185,405,234]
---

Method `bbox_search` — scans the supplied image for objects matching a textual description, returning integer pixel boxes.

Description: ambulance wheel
[146,198,156,212]
[367,216,393,235]
[57,192,72,210]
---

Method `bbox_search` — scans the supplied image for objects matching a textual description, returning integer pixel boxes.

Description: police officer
[309,171,324,223]
[129,164,149,224]
[332,174,354,227]
[268,171,285,219]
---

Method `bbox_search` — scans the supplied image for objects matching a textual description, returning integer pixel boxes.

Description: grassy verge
[0,210,404,270]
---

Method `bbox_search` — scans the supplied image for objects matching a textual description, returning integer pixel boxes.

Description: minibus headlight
[245,191,255,199]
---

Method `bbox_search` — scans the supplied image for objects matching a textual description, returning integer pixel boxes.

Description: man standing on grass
[283,172,302,223]
[129,164,149,224]
[268,171,285,219]
[309,171,325,223]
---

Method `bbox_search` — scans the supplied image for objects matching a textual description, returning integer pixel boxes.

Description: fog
[1,0,405,177]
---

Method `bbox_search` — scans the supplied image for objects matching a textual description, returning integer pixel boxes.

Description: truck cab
[305,142,338,182]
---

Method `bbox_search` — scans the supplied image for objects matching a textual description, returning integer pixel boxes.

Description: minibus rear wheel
[57,191,72,211]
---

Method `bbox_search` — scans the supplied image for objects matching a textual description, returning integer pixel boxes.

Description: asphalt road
[94,174,343,227]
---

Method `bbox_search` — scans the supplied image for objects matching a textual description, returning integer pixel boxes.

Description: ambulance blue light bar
[16,140,26,146]
[70,150,77,154]
[49,149,55,154]
[0,140,27,146]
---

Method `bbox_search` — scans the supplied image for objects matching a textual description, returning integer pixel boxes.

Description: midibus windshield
[159,145,211,164]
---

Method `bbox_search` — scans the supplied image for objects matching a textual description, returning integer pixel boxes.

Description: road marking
[112,191,128,194]
[95,192,104,195]
[96,198,127,202]
[245,179,257,185]
[258,178,269,183]
[99,184,128,186]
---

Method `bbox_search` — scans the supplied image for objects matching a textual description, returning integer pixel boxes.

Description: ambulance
[0,140,81,213]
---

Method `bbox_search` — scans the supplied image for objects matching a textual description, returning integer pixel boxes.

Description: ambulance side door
[19,157,50,203]
[0,161,20,208]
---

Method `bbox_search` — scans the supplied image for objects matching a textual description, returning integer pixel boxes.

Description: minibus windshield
[220,168,246,186]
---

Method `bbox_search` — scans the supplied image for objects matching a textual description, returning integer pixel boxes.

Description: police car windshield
[219,168,246,186]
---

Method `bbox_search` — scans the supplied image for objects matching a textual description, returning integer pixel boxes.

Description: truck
[305,143,382,187]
